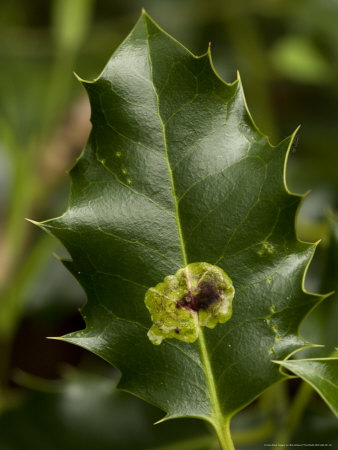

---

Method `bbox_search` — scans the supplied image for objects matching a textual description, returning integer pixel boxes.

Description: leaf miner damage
[145,262,235,345]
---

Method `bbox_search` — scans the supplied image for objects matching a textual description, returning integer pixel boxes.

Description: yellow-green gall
[145,262,235,345]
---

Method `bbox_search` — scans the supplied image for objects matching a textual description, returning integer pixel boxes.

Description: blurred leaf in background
[0,0,95,411]
[0,368,216,450]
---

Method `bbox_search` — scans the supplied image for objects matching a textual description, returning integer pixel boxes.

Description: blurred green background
[0,0,337,448]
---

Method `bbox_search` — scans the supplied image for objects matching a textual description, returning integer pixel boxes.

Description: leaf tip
[141,8,152,22]
[154,414,170,425]
[52,252,65,263]
[46,336,62,341]
[25,217,40,226]
[47,333,85,344]
[26,218,49,233]
[73,71,86,83]
[311,343,326,349]
[294,124,302,134]
[288,125,301,151]
[320,290,335,302]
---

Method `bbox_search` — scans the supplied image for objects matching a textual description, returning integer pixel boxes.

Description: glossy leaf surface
[39,11,321,443]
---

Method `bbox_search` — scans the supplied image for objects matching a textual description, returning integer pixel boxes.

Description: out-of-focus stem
[274,381,313,445]
[0,149,36,288]
[232,418,274,445]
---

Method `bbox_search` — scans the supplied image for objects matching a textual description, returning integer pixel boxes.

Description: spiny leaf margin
[34,10,325,435]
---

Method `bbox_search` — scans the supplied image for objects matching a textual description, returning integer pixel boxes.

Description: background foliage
[0,0,337,448]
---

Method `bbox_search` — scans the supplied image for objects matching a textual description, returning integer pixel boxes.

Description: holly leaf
[37,11,322,447]
[277,358,338,418]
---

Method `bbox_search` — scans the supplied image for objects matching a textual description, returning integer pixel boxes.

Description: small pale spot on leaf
[257,241,275,256]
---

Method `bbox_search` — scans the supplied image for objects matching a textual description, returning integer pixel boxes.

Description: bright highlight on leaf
[145,262,235,345]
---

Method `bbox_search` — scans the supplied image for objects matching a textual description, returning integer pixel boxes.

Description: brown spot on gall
[176,281,221,312]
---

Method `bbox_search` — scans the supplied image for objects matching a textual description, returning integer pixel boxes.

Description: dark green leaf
[38,12,321,447]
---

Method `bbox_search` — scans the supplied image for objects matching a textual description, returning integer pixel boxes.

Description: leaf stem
[216,418,235,450]
[198,328,234,449]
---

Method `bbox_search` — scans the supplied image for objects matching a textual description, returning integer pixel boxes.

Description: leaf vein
[88,201,180,268]
[178,151,250,203]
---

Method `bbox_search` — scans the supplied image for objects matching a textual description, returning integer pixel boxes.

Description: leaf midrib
[144,14,226,433]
